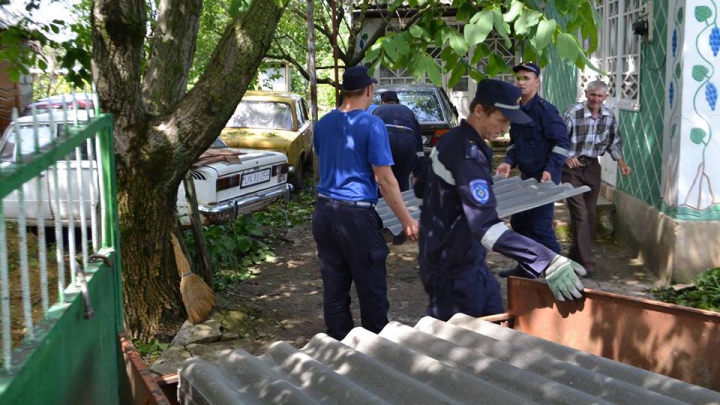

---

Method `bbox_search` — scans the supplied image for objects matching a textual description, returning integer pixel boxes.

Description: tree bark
[92,0,286,338]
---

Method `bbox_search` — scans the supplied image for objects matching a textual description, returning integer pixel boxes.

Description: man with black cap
[372,90,424,245]
[417,79,586,321]
[495,62,571,279]
[312,65,420,340]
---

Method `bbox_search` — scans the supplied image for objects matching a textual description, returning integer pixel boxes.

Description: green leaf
[536,19,556,50]
[504,0,524,22]
[675,63,682,79]
[692,65,709,81]
[448,64,467,89]
[448,29,468,56]
[471,42,491,65]
[514,9,543,36]
[409,25,425,38]
[555,0,570,15]
[424,54,442,86]
[556,33,580,64]
[695,6,712,22]
[690,128,707,144]
[382,40,399,62]
[487,53,508,77]
[492,9,511,39]
[464,11,493,47]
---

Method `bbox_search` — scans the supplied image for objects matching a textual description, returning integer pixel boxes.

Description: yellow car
[220,90,313,188]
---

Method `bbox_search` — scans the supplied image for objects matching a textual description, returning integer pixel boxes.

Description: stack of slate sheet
[375,175,591,236]
[177,314,720,405]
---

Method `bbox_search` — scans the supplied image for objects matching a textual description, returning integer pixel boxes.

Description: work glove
[544,255,587,302]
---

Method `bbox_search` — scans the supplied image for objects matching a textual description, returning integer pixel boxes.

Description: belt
[318,193,376,208]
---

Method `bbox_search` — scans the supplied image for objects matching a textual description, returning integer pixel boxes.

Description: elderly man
[562,80,632,275]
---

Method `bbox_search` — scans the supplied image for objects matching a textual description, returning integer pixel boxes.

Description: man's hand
[565,156,583,168]
[541,171,552,182]
[402,218,420,242]
[495,163,511,177]
[619,162,632,176]
[545,255,587,302]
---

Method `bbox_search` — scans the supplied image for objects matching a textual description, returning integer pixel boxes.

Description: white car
[0,112,293,227]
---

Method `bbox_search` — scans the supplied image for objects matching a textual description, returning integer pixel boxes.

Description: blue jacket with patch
[504,94,570,183]
[418,120,556,278]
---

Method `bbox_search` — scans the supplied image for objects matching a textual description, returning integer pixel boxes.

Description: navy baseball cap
[380,91,399,103]
[342,66,378,91]
[474,79,531,124]
[513,62,541,77]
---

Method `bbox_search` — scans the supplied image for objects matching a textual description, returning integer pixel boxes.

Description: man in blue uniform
[417,79,586,321]
[496,62,571,279]
[372,91,424,192]
[313,66,420,340]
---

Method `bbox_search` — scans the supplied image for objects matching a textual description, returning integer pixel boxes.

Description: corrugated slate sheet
[376,175,591,236]
[178,314,720,405]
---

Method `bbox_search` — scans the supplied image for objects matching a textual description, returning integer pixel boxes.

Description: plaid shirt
[563,102,623,160]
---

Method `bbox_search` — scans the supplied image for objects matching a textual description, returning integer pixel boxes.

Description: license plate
[241,168,271,188]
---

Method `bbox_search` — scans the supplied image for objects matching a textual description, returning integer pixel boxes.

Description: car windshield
[226,101,293,130]
[373,90,446,123]
[0,124,55,161]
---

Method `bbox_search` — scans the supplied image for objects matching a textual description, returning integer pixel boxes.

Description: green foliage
[254,178,315,236]
[183,215,274,291]
[132,337,169,363]
[652,268,720,312]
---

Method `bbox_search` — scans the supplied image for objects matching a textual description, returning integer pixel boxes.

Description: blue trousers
[420,265,504,321]
[510,201,561,253]
[312,199,390,340]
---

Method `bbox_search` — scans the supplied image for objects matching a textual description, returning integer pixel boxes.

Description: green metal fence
[0,100,124,404]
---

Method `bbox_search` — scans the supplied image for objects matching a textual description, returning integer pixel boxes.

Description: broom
[170,233,215,324]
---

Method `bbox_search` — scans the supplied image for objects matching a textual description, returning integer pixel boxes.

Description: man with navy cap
[312,65,419,340]
[373,90,424,245]
[417,79,586,321]
[495,62,571,279]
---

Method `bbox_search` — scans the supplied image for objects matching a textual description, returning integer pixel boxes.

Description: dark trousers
[510,201,561,253]
[387,128,418,191]
[561,157,601,272]
[420,264,504,321]
[312,199,390,340]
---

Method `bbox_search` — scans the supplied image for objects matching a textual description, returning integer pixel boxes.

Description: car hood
[220,128,295,150]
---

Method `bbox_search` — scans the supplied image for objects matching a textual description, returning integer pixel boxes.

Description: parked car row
[1,111,292,227]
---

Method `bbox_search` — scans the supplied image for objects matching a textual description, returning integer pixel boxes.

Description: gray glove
[545,255,587,301]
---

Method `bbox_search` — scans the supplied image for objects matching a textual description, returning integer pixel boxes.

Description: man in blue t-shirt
[313,66,419,340]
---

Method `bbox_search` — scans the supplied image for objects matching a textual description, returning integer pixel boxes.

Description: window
[226,101,293,130]
[579,0,643,110]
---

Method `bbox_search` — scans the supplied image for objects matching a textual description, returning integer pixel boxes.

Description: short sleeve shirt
[314,109,393,203]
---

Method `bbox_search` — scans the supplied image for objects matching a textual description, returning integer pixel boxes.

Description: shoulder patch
[469,179,490,204]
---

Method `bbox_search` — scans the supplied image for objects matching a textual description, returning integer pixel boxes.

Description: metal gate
[0,100,124,404]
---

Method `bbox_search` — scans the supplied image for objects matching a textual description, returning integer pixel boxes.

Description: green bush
[652,267,720,312]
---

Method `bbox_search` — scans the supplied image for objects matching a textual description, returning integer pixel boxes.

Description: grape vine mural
[686,3,718,210]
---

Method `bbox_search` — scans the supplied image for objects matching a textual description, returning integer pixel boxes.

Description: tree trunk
[92,0,287,338]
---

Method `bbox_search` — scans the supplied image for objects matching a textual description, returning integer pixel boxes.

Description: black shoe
[498,266,535,279]
[392,233,407,245]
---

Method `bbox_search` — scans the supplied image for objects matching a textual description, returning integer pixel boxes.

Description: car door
[297,99,313,161]
[0,124,54,226]
[47,124,99,226]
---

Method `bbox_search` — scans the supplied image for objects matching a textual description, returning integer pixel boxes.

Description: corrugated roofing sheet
[376,175,591,236]
[178,314,720,405]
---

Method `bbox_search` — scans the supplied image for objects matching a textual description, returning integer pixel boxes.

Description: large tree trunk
[92,0,286,338]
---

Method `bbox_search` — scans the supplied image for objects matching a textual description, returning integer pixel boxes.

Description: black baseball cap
[380,91,399,103]
[513,62,541,77]
[474,79,532,124]
[342,66,379,91]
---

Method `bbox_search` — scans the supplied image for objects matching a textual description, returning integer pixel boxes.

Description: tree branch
[142,0,202,115]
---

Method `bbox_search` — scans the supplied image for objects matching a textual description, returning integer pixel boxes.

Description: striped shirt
[563,102,623,160]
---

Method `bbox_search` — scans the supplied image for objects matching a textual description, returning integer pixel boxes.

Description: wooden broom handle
[170,233,192,278]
